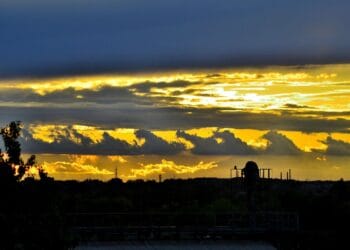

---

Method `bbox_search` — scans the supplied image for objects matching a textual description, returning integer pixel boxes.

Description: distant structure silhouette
[242,161,260,230]
[242,161,260,188]
[242,161,260,210]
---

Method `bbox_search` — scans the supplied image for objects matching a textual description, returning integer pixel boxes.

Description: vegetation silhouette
[0,121,349,249]
[0,121,51,182]
[0,121,34,182]
[0,121,69,249]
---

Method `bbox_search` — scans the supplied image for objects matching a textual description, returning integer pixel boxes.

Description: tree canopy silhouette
[0,121,40,182]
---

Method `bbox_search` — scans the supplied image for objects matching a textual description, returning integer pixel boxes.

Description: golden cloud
[126,159,218,178]
[68,155,99,165]
[42,161,113,176]
[108,155,127,163]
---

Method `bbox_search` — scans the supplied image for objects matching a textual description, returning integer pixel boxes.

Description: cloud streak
[42,161,114,176]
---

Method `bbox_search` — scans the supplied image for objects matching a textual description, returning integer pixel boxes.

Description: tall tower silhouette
[242,161,260,230]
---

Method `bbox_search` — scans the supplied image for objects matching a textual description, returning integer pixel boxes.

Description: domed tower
[243,161,260,186]
[242,161,260,212]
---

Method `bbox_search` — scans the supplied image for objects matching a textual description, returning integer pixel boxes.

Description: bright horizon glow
[1,64,350,181]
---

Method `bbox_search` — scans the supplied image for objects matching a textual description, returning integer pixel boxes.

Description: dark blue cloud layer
[19,127,350,156]
[1,0,350,78]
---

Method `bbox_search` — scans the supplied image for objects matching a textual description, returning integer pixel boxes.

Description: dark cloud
[0,81,196,107]
[91,132,136,155]
[19,127,308,156]
[0,86,148,105]
[135,129,185,155]
[20,127,185,155]
[283,103,313,109]
[176,130,255,155]
[1,106,350,133]
[1,0,350,78]
[132,80,193,93]
[0,80,348,134]
[281,110,350,118]
[20,127,134,155]
[322,137,350,156]
[262,131,301,155]
[176,130,304,155]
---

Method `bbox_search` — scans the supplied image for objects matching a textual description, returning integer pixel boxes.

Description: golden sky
[1,64,350,180]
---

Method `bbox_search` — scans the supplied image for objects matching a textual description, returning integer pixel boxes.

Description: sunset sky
[1,1,350,180]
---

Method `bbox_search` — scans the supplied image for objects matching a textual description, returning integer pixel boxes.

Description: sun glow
[1,65,349,119]
[2,64,350,180]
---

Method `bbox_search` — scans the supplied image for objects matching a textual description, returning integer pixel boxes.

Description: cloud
[176,130,255,155]
[126,159,218,178]
[91,132,136,155]
[283,103,313,109]
[108,155,127,163]
[132,80,193,94]
[136,129,185,155]
[262,131,301,155]
[176,129,304,155]
[18,124,347,156]
[2,106,350,133]
[1,70,349,134]
[20,127,137,155]
[42,161,114,176]
[0,86,148,105]
[68,155,99,165]
[20,127,186,155]
[323,136,350,155]
[2,0,350,78]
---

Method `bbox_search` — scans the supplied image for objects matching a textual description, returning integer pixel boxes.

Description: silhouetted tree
[0,121,37,182]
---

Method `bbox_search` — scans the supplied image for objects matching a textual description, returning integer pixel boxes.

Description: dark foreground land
[1,177,349,249]
[76,240,276,250]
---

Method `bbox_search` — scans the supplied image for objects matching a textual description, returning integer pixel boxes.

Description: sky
[1,1,350,181]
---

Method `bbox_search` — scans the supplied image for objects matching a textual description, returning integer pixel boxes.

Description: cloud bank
[21,127,185,155]
[20,126,350,156]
